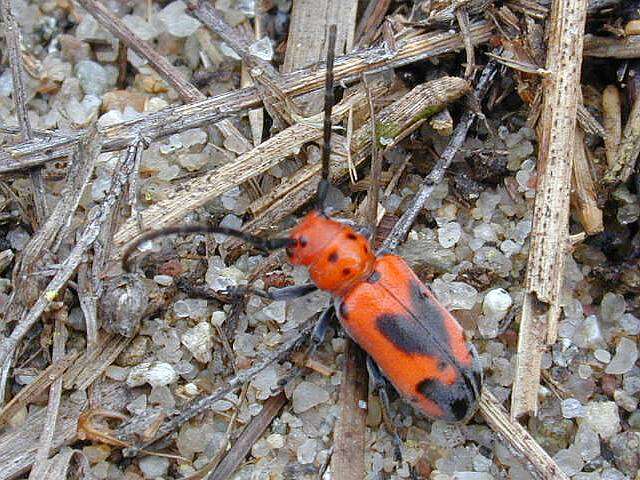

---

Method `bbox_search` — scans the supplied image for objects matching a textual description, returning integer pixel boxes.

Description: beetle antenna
[122,225,296,273]
[316,24,337,211]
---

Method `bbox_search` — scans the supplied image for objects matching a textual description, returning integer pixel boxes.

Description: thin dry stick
[602,84,621,168]
[0,21,494,173]
[364,76,382,230]
[28,308,68,480]
[0,350,79,426]
[113,82,391,253]
[206,393,288,480]
[383,60,498,251]
[571,129,603,235]
[511,0,588,420]
[605,81,640,184]
[583,34,640,58]
[0,0,47,224]
[456,7,476,79]
[0,139,143,367]
[480,391,570,480]
[71,0,251,154]
[330,339,367,479]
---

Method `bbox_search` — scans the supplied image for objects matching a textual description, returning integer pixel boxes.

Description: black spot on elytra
[328,251,338,263]
[346,232,357,240]
[437,360,447,371]
[376,314,431,354]
[299,237,308,247]
[451,399,470,421]
[367,270,381,283]
[342,268,352,276]
[416,376,473,422]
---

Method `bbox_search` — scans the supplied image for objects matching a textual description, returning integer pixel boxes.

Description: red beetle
[123,25,482,452]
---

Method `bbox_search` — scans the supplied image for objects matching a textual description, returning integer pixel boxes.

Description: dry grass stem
[479,390,570,480]
[0,21,493,173]
[511,0,588,419]
[604,80,640,184]
[571,129,603,235]
[602,84,622,167]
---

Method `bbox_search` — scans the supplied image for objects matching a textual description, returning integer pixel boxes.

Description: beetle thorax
[286,211,376,296]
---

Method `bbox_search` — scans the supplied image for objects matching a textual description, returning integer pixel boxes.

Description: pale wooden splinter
[511,0,588,420]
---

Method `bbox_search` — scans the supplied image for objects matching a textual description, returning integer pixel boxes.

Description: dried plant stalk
[113,82,390,253]
[331,341,367,479]
[0,350,79,427]
[605,84,640,184]
[0,22,493,173]
[228,77,470,248]
[480,390,570,480]
[602,84,622,168]
[584,34,640,58]
[511,0,588,420]
[571,129,603,235]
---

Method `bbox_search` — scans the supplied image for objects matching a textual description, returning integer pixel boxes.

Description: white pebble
[292,381,330,413]
[127,361,178,388]
[437,222,462,248]
[181,322,213,363]
[594,349,611,363]
[482,288,512,321]
[605,337,638,375]
[561,398,586,418]
[138,456,169,478]
[580,401,620,439]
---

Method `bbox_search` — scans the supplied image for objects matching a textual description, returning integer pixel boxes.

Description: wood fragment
[0,140,143,367]
[604,81,640,184]
[456,7,476,78]
[206,393,287,480]
[355,0,393,47]
[229,77,470,251]
[0,0,48,224]
[584,34,640,58]
[0,350,79,427]
[571,129,603,235]
[28,309,68,480]
[330,340,367,479]
[602,84,622,168]
[113,82,389,254]
[0,21,494,173]
[364,75,382,230]
[511,0,588,419]
[479,390,570,480]
[577,103,606,139]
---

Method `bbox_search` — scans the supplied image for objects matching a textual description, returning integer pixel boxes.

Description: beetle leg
[224,283,317,301]
[366,356,403,463]
[276,306,335,388]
